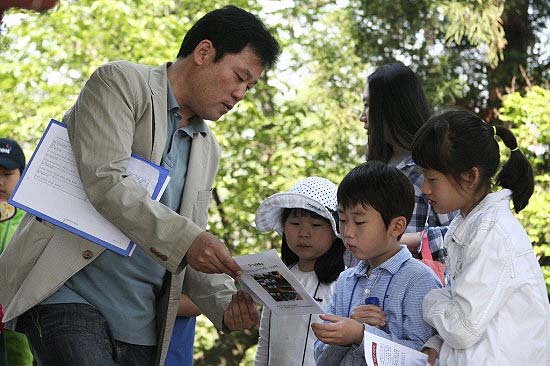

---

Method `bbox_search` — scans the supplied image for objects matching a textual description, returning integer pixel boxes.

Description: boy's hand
[350,304,386,327]
[311,314,364,345]
[422,347,438,366]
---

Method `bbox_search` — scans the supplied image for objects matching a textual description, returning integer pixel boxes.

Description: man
[0,5,280,366]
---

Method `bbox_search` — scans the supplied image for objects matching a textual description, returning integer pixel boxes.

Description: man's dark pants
[16,303,155,366]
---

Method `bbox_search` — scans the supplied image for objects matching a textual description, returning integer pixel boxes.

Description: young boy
[312,161,441,365]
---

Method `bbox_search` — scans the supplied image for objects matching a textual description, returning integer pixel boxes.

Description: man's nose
[232,84,247,102]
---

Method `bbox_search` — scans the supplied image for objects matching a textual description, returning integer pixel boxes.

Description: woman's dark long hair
[412,109,534,213]
[280,208,345,283]
[367,63,432,163]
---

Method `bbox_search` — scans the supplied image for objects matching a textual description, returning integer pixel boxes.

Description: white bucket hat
[255,177,338,237]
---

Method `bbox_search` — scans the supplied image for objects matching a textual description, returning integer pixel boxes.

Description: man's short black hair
[177,5,280,69]
[337,161,414,229]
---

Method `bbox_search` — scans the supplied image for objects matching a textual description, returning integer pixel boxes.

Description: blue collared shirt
[160,81,208,211]
[315,246,441,366]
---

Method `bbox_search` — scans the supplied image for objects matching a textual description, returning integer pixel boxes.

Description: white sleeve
[423,224,516,349]
[254,306,271,366]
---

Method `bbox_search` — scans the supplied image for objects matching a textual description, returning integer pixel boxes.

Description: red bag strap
[420,205,434,260]
[420,230,433,260]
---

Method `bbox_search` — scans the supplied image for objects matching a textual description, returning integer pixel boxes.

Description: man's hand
[422,347,438,366]
[350,304,386,327]
[186,231,241,278]
[311,314,364,346]
[223,291,259,331]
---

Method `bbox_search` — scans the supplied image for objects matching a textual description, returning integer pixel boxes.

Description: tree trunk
[485,0,531,122]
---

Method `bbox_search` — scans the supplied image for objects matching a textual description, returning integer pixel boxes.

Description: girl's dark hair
[412,109,534,212]
[280,208,345,284]
[367,63,432,162]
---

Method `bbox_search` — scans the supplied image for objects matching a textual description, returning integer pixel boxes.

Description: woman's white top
[423,190,550,366]
[254,266,335,366]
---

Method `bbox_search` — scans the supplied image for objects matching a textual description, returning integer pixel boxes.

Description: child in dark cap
[0,137,32,366]
[0,138,26,243]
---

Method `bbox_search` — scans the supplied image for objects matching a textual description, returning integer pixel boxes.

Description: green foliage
[436,0,506,67]
[499,86,550,289]
[1,1,548,364]
[0,0,251,146]
[352,0,548,111]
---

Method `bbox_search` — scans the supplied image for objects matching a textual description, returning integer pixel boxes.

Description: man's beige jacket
[0,61,236,365]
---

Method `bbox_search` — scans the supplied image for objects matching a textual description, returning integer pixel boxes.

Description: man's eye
[354,221,366,225]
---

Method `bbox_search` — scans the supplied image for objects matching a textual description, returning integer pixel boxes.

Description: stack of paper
[363,331,429,366]
[9,119,170,256]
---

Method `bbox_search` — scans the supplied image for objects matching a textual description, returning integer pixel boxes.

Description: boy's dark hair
[337,161,414,235]
[367,63,432,163]
[280,208,345,284]
[411,109,534,213]
[177,5,280,69]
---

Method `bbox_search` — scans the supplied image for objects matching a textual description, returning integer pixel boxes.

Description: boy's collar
[351,246,412,277]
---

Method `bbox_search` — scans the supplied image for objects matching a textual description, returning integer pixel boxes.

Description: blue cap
[364,296,379,306]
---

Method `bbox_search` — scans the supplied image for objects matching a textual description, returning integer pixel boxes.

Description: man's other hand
[223,291,259,331]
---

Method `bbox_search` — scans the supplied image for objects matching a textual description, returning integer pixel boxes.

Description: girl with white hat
[253,177,345,366]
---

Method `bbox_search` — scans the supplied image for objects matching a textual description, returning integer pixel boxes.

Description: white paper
[364,331,428,366]
[234,249,325,315]
[10,120,170,256]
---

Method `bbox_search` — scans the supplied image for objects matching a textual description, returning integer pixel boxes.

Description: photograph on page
[235,249,325,316]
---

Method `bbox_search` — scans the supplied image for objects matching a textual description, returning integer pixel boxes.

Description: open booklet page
[9,119,170,256]
[364,331,428,366]
[234,249,325,316]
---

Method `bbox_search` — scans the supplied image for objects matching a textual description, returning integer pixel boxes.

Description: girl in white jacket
[411,109,549,366]
[253,177,345,366]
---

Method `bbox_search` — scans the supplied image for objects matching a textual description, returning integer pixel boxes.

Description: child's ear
[388,216,407,239]
[460,167,481,191]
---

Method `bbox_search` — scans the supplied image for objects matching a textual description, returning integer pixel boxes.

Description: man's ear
[193,40,215,65]
[460,167,480,191]
[388,216,407,239]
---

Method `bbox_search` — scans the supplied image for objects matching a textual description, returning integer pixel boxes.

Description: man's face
[188,45,264,121]
[0,166,20,203]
